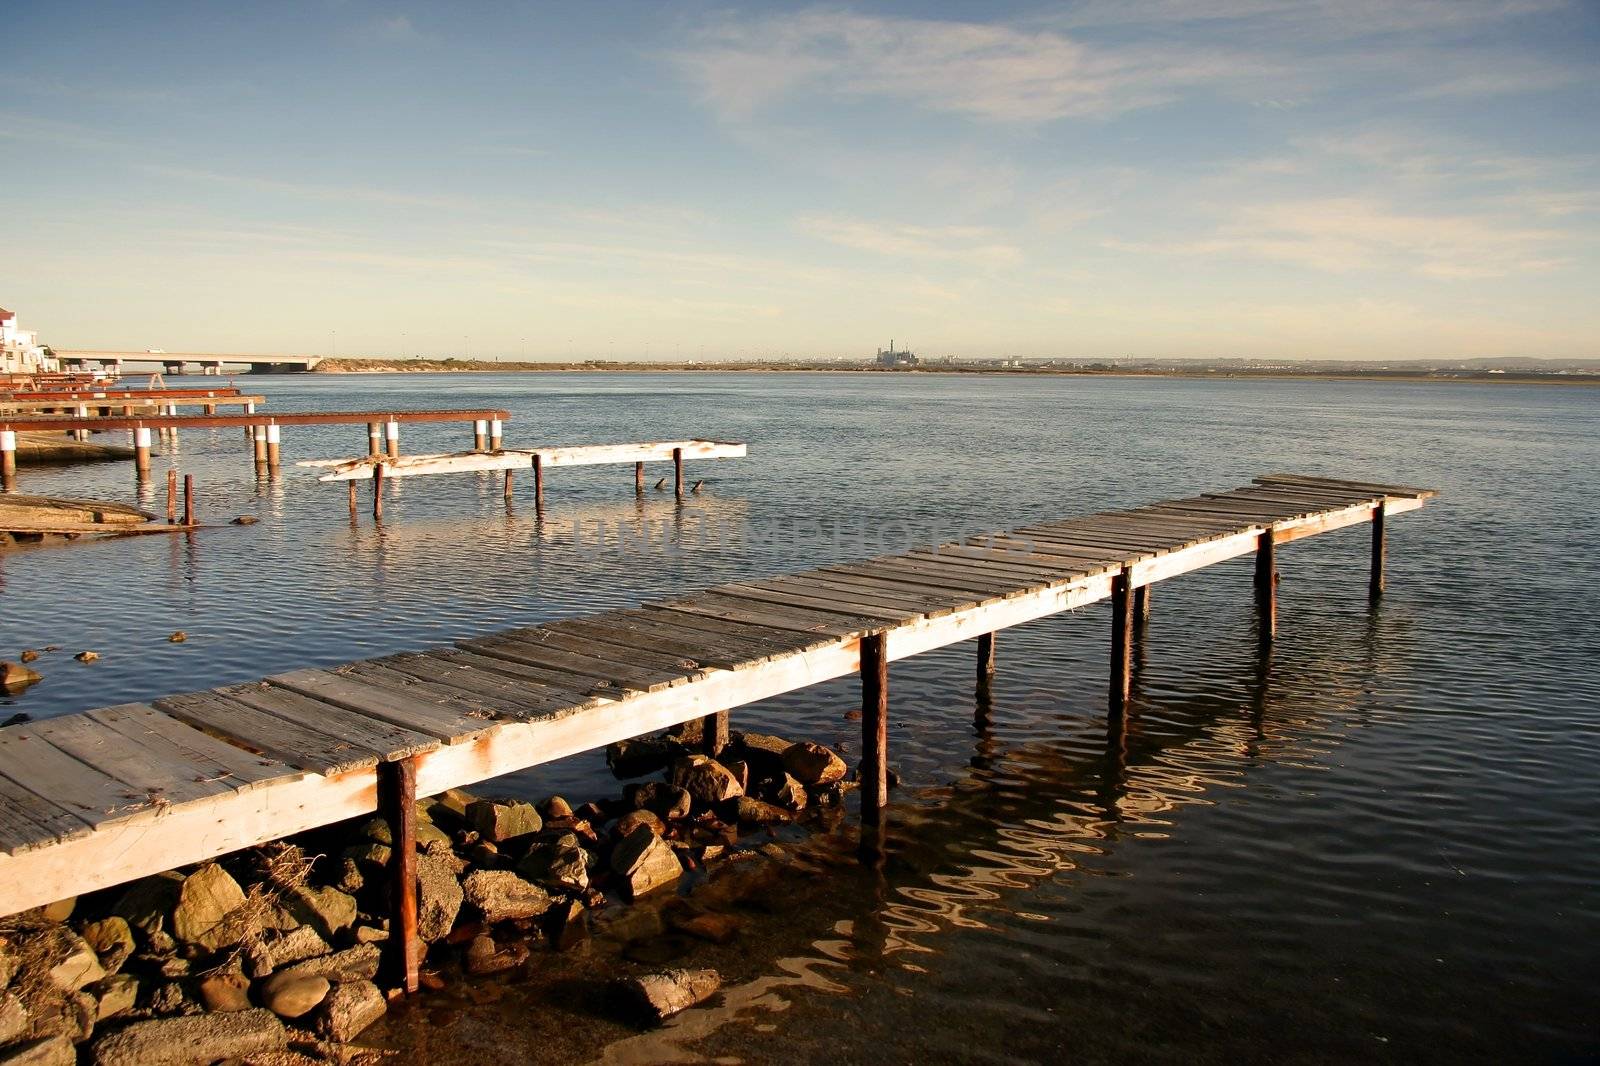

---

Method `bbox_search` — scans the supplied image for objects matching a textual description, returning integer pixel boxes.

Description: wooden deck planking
[0,473,1437,916]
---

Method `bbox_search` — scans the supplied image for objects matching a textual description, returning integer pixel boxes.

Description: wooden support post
[244,402,255,441]
[861,632,889,813]
[133,427,153,479]
[1,430,16,492]
[489,418,503,451]
[367,422,381,458]
[673,447,684,499]
[182,475,194,526]
[635,460,644,495]
[251,425,268,465]
[976,631,996,689]
[166,469,178,522]
[1109,568,1133,712]
[533,453,544,510]
[473,419,487,452]
[699,711,730,757]
[1132,584,1151,645]
[265,424,281,471]
[203,403,216,415]
[348,481,358,515]
[385,420,400,459]
[1255,531,1277,647]
[1369,501,1386,603]
[378,758,420,995]
[372,464,384,520]
[503,469,514,502]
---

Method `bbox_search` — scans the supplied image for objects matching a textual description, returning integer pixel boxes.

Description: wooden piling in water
[1133,584,1151,645]
[265,424,281,471]
[0,430,13,492]
[385,421,400,459]
[1109,568,1133,712]
[372,465,384,520]
[977,631,996,690]
[1370,502,1386,603]
[166,470,178,522]
[700,711,730,757]
[183,475,194,526]
[473,420,487,453]
[673,447,684,499]
[378,758,420,995]
[348,481,357,515]
[367,422,381,458]
[1255,531,1277,646]
[503,469,514,502]
[635,461,644,495]
[533,454,544,510]
[489,419,503,451]
[133,427,152,479]
[861,633,889,813]
[251,426,268,466]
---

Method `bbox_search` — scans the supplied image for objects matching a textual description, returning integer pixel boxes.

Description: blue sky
[4,1,1596,360]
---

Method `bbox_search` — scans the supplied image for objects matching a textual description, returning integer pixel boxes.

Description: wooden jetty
[0,408,512,482]
[301,439,747,514]
[0,473,1435,992]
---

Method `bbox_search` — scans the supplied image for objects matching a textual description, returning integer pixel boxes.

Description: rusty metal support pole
[385,420,400,459]
[182,475,194,526]
[635,460,644,495]
[489,418,503,451]
[1109,568,1133,713]
[372,464,384,521]
[1255,531,1277,647]
[378,757,420,994]
[673,447,684,499]
[533,453,544,510]
[473,419,487,452]
[1369,502,1386,604]
[166,469,178,522]
[699,711,730,757]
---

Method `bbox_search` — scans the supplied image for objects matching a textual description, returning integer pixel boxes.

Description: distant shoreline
[311,357,1600,387]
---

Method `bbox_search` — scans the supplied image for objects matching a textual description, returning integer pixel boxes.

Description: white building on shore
[1,307,58,374]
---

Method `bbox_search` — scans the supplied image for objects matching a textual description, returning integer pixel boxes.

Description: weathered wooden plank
[712,582,926,622]
[544,613,795,669]
[633,608,840,655]
[492,626,711,681]
[0,727,160,825]
[651,593,888,637]
[218,682,440,763]
[906,547,1079,581]
[826,558,1029,598]
[365,652,593,719]
[1020,525,1179,553]
[283,665,509,741]
[421,648,626,703]
[155,691,380,775]
[313,440,747,481]
[975,535,1127,567]
[460,634,684,693]
[1255,473,1436,498]
[921,543,1101,576]
[1009,530,1159,559]
[84,705,293,792]
[760,572,961,615]
[0,772,96,854]
[25,713,239,808]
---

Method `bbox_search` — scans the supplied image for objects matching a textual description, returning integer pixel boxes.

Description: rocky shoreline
[0,725,869,1065]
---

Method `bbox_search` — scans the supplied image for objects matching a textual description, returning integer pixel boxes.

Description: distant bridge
[54,350,324,375]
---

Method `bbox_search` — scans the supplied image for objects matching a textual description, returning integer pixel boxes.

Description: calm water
[3,372,1597,1063]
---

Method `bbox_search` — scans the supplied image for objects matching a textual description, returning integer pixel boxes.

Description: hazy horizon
[6,1,1597,361]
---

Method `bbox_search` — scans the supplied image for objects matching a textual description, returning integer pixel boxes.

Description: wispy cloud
[798,214,1023,267]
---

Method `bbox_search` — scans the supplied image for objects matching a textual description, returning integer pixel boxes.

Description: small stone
[231,515,259,525]
[166,631,187,643]
[334,858,363,895]
[614,809,664,838]
[285,885,356,940]
[39,897,77,923]
[79,917,135,975]
[463,934,526,977]
[781,742,846,786]
[416,819,453,849]
[197,965,251,1013]
[73,651,100,663]
[545,898,588,952]
[516,833,589,894]
[466,840,500,869]
[732,796,793,827]
[112,872,184,935]
[670,755,744,806]
[31,927,106,992]
[605,736,682,779]
[266,944,379,986]
[668,911,741,945]
[466,800,541,843]
[244,926,329,980]
[315,980,385,1042]
[541,795,573,820]
[158,957,190,979]
[17,987,95,1043]
[461,870,551,923]
[610,826,683,899]
[359,817,393,846]
[425,788,475,824]
[0,712,28,727]
[89,974,138,1021]
[0,661,42,691]
[353,924,389,945]
[0,1036,75,1066]
[146,981,189,1015]
[261,975,329,1019]
[89,1008,286,1066]
[769,773,809,810]
[0,991,28,1044]
[171,863,247,950]
[624,782,692,821]
[416,854,463,942]
[18,649,40,663]
[620,968,721,1023]
[724,760,751,791]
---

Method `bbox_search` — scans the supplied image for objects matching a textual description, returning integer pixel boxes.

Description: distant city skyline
[5,1,1597,360]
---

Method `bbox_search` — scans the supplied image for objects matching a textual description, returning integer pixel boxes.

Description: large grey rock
[610,826,683,899]
[244,925,329,980]
[0,1036,75,1066]
[732,732,794,775]
[30,926,105,992]
[671,756,744,806]
[110,872,183,936]
[16,987,94,1044]
[781,742,846,786]
[78,917,135,976]
[516,833,589,894]
[315,980,385,1042]
[466,800,541,843]
[415,854,463,942]
[90,1008,286,1066]
[285,885,355,941]
[0,991,27,1044]
[621,968,721,1023]
[461,870,551,923]
[170,864,247,950]
[732,796,793,826]
[267,944,380,986]
[614,809,665,839]
[261,974,329,1019]
[605,736,682,779]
